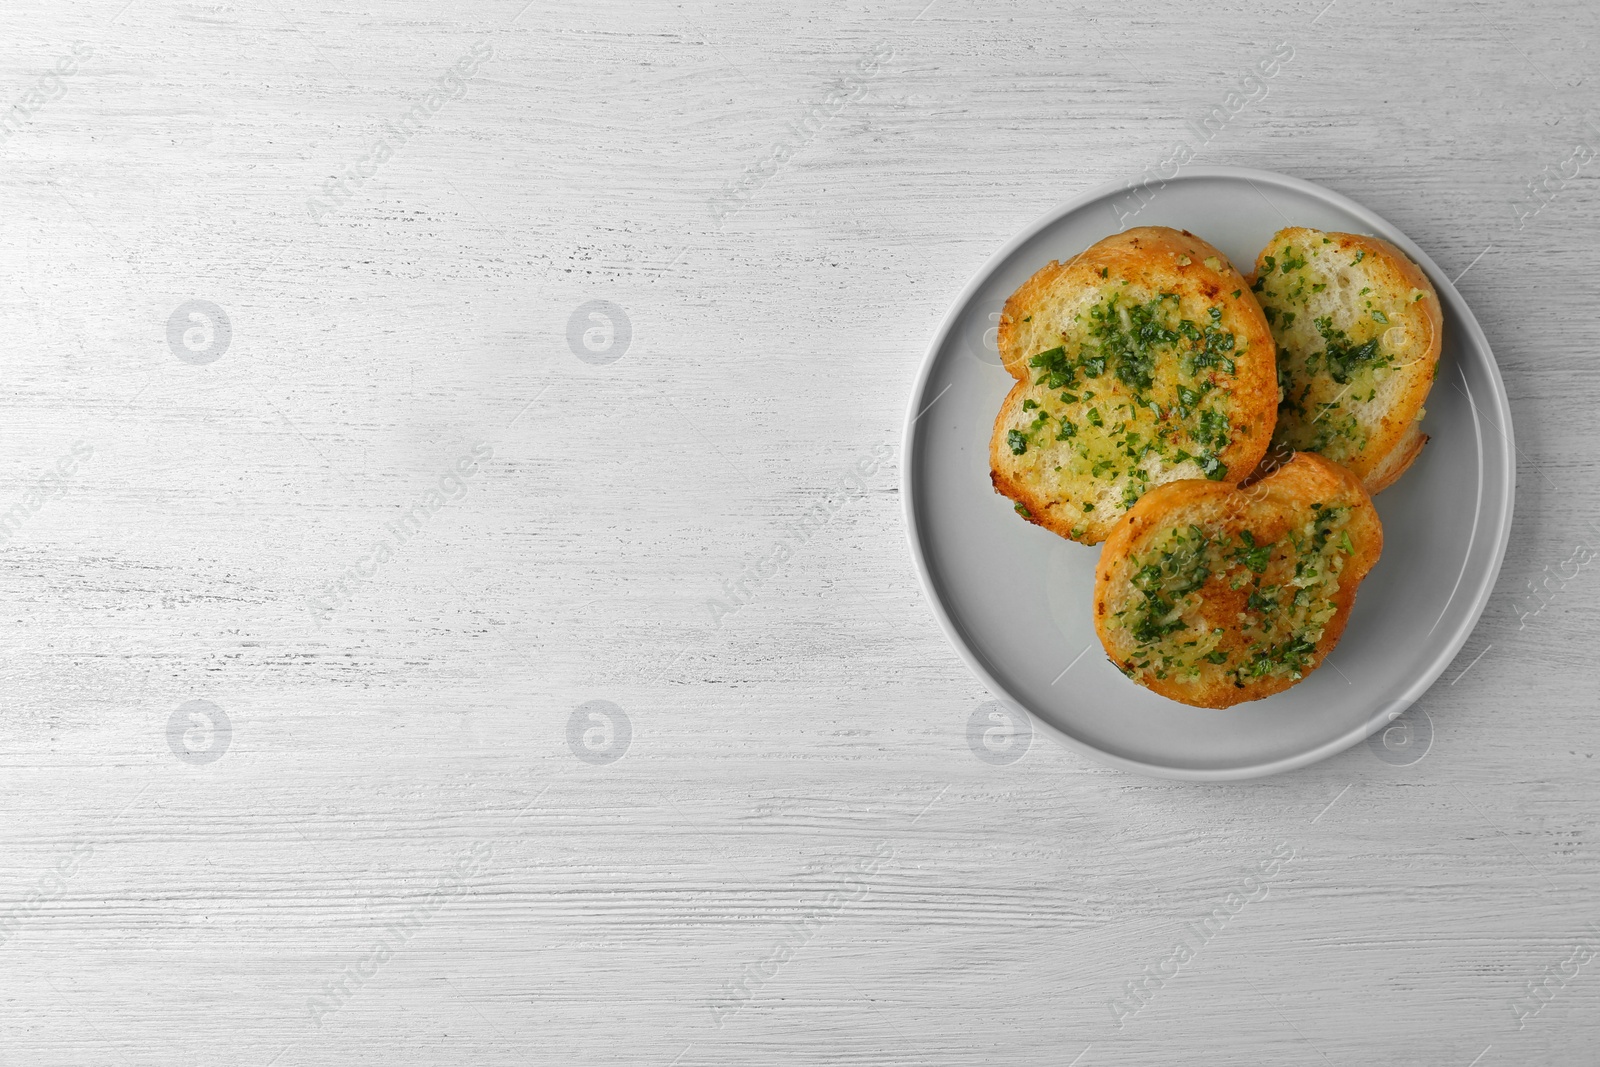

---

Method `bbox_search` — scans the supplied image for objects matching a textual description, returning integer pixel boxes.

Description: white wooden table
[1,0,1596,1063]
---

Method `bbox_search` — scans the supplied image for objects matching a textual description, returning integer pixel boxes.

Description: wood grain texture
[0,0,1597,1063]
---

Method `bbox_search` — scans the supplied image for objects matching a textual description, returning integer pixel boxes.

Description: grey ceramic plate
[903,167,1514,780]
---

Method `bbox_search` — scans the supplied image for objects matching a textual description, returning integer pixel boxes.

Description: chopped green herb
[1246,587,1279,615]
[1233,530,1272,573]
[1314,316,1385,385]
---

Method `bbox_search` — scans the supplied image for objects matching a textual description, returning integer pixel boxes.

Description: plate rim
[901,165,1516,781]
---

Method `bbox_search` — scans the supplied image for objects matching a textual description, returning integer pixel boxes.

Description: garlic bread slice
[1250,227,1442,492]
[990,227,1277,544]
[1094,452,1383,709]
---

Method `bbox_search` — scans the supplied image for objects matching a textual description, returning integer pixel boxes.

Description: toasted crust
[1360,423,1427,494]
[1093,453,1383,709]
[989,227,1277,543]
[1249,227,1442,493]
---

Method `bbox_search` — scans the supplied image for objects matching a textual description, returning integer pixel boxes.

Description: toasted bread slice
[990,227,1277,544]
[1093,452,1382,709]
[1249,227,1442,493]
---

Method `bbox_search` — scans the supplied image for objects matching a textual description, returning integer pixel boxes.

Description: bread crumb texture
[1251,227,1441,489]
[1094,453,1382,708]
[991,227,1276,543]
